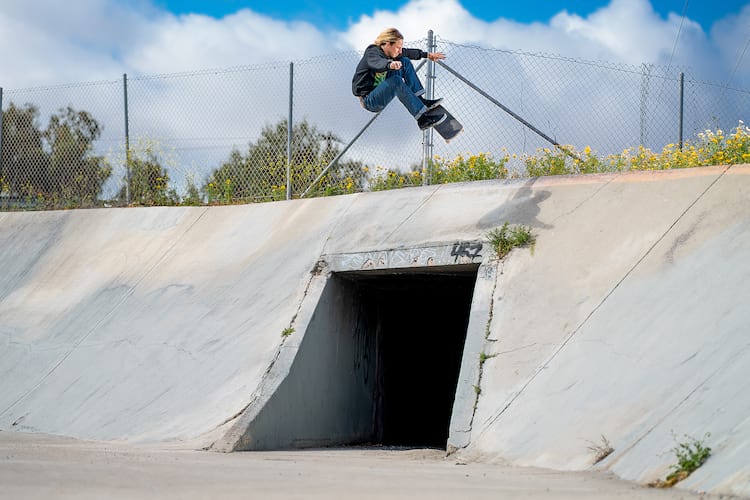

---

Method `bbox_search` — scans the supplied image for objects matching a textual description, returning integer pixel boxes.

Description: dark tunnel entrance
[338,266,478,448]
[228,263,481,451]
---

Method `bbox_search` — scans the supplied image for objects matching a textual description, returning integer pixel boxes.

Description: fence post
[287,62,294,200]
[678,72,684,150]
[639,63,652,147]
[422,30,436,186]
[123,74,131,205]
[0,87,4,176]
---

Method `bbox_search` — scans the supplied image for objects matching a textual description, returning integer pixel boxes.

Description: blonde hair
[374,28,403,46]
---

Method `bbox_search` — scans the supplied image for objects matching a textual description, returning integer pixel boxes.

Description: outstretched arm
[401,48,447,61]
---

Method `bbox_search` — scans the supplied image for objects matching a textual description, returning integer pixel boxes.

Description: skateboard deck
[426,105,463,143]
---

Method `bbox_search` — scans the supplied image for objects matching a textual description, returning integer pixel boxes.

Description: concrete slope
[464,165,750,497]
[0,199,353,443]
[0,165,748,497]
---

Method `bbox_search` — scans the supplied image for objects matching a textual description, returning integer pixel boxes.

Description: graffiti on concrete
[451,241,483,263]
[325,241,487,272]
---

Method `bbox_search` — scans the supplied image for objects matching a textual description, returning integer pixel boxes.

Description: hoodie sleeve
[402,48,428,60]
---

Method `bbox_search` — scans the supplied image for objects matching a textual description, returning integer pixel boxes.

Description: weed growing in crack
[281,327,295,338]
[587,435,615,464]
[649,432,711,488]
[487,222,535,259]
[479,351,497,366]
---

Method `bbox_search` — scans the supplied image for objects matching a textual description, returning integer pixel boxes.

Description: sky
[156,0,737,33]
[1,0,749,89]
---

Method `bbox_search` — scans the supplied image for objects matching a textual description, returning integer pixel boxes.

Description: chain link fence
[1,32,748,210]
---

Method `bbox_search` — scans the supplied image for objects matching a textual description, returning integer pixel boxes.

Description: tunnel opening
[226,263,481,451]
[339,265,478,448]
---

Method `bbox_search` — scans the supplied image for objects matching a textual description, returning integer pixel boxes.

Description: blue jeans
[361,57,427,119]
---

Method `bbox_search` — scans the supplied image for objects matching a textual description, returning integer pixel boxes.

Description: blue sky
[156,0,744,33]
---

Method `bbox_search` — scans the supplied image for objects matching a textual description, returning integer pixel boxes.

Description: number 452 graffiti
[451,241,483,262]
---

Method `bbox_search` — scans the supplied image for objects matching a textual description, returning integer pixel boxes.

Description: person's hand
[389,60,403,70]
[427,52,446,61]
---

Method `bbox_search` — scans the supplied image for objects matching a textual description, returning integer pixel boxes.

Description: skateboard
[426,105,463,143]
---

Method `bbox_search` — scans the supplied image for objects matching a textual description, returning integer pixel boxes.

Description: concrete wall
[220,275,378,450]
[1,165,749,496]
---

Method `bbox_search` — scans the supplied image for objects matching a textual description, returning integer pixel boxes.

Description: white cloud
[0,0,135,87]
[341,0,483,48]
[0,0,341,88]
[548,0,681,63]
[710,4,750,87]
[126,10,345,75]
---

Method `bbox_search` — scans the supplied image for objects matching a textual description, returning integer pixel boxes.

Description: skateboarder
[352,28,447,130]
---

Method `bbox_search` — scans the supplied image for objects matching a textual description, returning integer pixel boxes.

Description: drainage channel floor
[0,432,713,499]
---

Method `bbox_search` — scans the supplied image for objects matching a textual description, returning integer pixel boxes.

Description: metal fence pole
[0,87,4,176]
[287,62,294,200]
[123,73,131,204]
[422,30,436,186]
[639,63,652,147]
[678,72,684,150]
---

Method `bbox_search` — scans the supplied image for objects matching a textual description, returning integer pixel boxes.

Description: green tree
[45,106,111,205]
[206,119,365,203]
[119,146,178,206]
[1,103,111,207]
[0,103,47,197]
